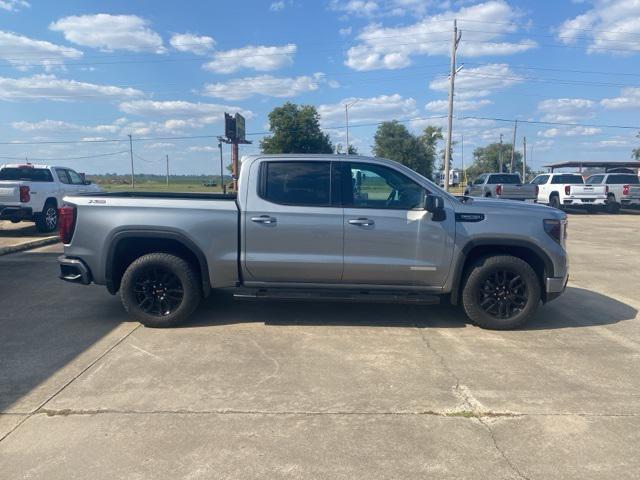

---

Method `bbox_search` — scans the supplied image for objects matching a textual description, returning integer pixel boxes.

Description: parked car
[0,164,101,232]
[58,155,568,331]
[530,173,607,211]
[465,173,538,201]
[584,173,640,213]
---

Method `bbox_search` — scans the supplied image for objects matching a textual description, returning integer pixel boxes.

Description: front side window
[531,175,549,185]
[260,161,331,206]
[67,169,84,185]
[586,175,604,184]
[345,163,426,210]
[55,168,70,184]
[473,175,486,185]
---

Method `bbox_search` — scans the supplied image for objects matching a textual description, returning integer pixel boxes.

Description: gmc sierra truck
[58,155,568,330]
[465,173,538,201]
[585,173,640,213]
[0,163,101,232]
[531,173,607,211]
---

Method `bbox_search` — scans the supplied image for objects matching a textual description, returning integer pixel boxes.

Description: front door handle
[348,218,375,226]
[251,215,277,225]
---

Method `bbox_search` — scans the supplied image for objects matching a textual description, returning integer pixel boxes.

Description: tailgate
[571,185,606,198]
[0,182,20,204]
[628,186,640,199]
[499,184,536,199]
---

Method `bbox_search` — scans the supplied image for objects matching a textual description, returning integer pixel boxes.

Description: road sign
[235,113,246,143]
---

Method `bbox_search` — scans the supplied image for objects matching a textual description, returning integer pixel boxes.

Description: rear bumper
[620,198,640,206]
[58,255,92,285]
[0,205,32,221]
[545,274,568,302]
[563,197,606,206]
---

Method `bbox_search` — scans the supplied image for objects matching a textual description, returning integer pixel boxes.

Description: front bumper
[545,274,568,302]
[58,255,92,285]
[0,205,32,221]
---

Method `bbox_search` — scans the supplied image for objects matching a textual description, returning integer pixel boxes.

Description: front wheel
[120,253,202,328]
[462,255,541,330]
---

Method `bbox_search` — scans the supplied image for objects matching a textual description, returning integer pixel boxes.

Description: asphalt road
[1,212,639,479]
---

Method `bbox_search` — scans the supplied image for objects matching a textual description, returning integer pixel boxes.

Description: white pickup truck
[584,172,640,213]
[0,164,101,232]
[531,173,607,211]
[465,173,538,201]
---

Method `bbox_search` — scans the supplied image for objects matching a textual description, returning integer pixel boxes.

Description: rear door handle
[348,218,375,226]
[251,215,277,224]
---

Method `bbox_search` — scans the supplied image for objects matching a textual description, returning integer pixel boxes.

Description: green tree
[373,121,433,178]
[466,142,529,181]
[633,132,640,160]
[260,102,333,154]
[335,143,359,155]
[420,126,443,170]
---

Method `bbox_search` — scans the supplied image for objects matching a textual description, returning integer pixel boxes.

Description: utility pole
[498,133,504,173]
[461,134,465,186]
[345,99,359,155]
[522,136,527,181]
[443,19,462,192]
[128,134,135,189]
[165,154,169,187]
[218,138,226,194]
[510,119,518,173]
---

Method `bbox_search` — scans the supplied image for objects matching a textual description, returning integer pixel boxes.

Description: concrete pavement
[1,213,639,479]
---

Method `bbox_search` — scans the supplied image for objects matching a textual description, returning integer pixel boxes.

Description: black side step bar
[233,288,440,305]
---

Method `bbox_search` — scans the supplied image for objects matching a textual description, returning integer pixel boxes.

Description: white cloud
[0,0,29,12]
[0,74,143,101]
[11,119,120,134]
[188,146,218,152]
[429,63,524,99]
[118,99,254,120]
[50,14,165,53]
[318,93,418,126]
[339,27,353,36]
[169,33,215,55]
[270,1,286,11]
[537,98,596,122]
[557,0,640,54]
[538,126,602,138]
[329,0,380,17]
[345,1,536,71]
[203,44,296,73]
[203,73,328,100]
[425,98,492,113]
[0,31,83,70]
[600,87,640,109]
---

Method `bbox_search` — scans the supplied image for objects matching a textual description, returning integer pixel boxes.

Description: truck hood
[457,197,564,218]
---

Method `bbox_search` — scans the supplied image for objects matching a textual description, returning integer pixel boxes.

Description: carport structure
[543,161,640,173]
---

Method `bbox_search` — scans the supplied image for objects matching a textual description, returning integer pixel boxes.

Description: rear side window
[551,174,584,184]
[606,174,639,185]
[586,175,604,184]
[260,161,331,206]
[0,167,53,182]
[488,174,521,184]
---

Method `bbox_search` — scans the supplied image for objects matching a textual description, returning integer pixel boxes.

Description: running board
[233,288,441,305]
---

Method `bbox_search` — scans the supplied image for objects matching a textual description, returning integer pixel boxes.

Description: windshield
[551,174,584,184]
[0,167,53,182]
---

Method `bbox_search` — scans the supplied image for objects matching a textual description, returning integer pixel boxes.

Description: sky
[0,0,639,175]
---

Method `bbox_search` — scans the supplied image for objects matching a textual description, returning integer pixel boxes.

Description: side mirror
[425,194,445,213]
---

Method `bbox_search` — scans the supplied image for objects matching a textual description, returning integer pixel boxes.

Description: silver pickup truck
[465,173,538,201]
[58,154,568,330]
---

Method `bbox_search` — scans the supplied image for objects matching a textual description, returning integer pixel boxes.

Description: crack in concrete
[479,417,531,480]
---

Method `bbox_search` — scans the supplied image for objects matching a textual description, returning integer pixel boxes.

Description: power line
[0,150,129,161]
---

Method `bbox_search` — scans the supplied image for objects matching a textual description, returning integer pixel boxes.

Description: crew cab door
[340,161,455,287]
[468,174,487,197]
[531,174,550,202]
[243,160,344,283]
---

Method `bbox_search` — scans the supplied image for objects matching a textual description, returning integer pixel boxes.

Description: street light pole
[345,99,359,155]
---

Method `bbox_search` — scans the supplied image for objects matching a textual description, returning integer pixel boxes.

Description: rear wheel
[606,195,620,214]
[462,255,541,330]
[120,253,202,328]
[35,201,58,233]
[549,194,561,210]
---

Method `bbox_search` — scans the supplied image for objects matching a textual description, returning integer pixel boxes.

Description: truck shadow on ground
[185,286,637,331]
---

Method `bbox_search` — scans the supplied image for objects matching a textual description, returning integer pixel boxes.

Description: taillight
[623,185,630,195]
[565,185,571,195]
[606,186,609,194]
[495,184,502,196]
[58,205,76,244]
[19,185,30,203]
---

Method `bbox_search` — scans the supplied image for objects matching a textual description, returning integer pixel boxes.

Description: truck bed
[84,191,237,200]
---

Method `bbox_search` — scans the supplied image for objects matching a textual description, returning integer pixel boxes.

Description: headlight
[543,218,567,246]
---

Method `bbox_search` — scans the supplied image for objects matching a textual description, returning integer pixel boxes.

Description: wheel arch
[105,229,211,297]
[449,239,553,306]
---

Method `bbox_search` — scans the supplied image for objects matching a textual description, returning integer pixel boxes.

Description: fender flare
[449,238,555,305]
[104,228,211,296]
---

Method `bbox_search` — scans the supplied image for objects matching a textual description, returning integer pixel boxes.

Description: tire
[606,196,620,214]
[462,255,541,330]
[120,253,202,328]
[549,194,561,210]
[35,201,58,233]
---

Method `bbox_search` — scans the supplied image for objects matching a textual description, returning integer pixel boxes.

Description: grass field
[98,181,225,194]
